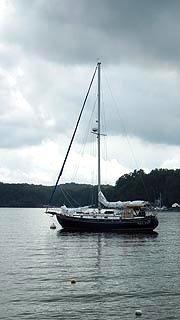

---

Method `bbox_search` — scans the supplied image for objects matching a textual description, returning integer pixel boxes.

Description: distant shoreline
[1,169,180,208]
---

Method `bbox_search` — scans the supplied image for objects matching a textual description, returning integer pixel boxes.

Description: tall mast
[97,62,101,209]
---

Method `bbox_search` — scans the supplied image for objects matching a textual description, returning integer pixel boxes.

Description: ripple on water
[0,209,180,320]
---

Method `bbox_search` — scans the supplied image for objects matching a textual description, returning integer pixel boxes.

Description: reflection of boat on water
[46,62,158,232]
[58,229,159,238]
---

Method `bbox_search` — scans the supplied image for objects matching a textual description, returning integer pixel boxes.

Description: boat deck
[46,207,156,220]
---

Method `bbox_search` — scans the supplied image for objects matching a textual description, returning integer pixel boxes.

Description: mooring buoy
[135,309,142,316]
[71,278,76,284]
[50,223,56,229]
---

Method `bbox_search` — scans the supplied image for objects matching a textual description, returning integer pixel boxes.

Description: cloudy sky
[1,0,180,186]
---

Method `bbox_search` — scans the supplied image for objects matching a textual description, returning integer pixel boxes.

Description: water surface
[0,209,180,320]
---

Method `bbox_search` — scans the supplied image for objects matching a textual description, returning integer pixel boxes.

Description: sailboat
[46,62,158,232]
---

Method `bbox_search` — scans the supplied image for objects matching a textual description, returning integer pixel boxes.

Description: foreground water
[0,209,180,320]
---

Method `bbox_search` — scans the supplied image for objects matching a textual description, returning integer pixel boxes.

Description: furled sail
[98,191,149,209]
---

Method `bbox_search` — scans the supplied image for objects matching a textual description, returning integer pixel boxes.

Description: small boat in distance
[46,62,158,232]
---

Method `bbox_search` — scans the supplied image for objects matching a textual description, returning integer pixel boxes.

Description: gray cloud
[0,0,180,184]
[0,57,98,149]
[1,0,180,67]
[100,66,180,146]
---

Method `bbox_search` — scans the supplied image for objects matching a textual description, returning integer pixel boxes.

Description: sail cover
[98,191,149,209]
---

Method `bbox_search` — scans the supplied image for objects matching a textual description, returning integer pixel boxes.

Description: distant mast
[97,62,101,210]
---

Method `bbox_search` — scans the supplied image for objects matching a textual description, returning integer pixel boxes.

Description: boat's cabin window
[104,211,114,214]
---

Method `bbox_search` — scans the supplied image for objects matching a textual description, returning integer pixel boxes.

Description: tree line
[0,168,180,208]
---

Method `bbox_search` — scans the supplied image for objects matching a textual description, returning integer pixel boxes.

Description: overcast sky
[1,0,180,186]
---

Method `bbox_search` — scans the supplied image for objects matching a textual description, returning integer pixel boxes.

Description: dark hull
[56,214,158,232]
